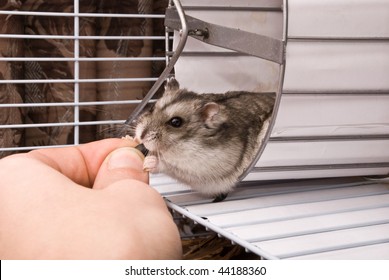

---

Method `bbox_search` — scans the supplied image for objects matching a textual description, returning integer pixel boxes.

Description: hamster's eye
[168,117,183,128]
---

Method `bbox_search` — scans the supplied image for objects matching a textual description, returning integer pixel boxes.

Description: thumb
[93,147,149,189]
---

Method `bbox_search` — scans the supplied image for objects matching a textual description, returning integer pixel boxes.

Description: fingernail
[108,147,144,170]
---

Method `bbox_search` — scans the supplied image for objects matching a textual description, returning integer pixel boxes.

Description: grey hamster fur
[134,78,275,198]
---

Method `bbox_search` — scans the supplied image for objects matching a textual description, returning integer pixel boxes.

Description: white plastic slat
[272,95,389,137]
[244,167,389,181]
[207,194,389,228]
[175,56,280,92]
[226,207,389,242]
[153,183,190,195]
[288,243,389,260]
[256,140,389,167]
[283,41,389,92]
[159,179,389,259]
[257,223,389,259]
[288,0,389,38]
[176,182,389,216]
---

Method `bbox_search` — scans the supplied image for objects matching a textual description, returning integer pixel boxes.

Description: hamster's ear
[164,77,180,91]
[201,102,226,129]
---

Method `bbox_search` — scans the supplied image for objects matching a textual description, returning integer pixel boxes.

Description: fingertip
[93,147,149,190]
[107,147,145,171]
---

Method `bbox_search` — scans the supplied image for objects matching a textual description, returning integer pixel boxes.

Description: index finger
[27,138,138,188]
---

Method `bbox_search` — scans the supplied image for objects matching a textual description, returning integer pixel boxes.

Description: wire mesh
[0,0,170,157]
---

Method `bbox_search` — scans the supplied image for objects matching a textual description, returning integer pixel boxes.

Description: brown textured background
[0,0,168,157]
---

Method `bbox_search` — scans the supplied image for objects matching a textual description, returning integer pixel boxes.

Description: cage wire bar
[74,0,80,145]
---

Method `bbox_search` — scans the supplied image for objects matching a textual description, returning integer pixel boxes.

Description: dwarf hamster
[133,78,275,200]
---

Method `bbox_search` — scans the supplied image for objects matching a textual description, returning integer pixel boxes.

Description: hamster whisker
[155,144,163,161]
[120,123,137,135]
[96,124,125,139]
[156,143,169,166]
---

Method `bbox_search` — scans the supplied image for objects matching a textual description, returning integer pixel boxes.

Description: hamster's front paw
[143,155,159,173]
[121,135,134,141]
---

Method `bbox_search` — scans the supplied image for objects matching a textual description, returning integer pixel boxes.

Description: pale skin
[0,138,182,259]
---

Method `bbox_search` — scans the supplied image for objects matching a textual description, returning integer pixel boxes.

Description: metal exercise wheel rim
[238,0,288,181]
[121,0,189,129]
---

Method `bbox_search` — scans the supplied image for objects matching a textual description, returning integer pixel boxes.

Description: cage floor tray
[151,175,389,260]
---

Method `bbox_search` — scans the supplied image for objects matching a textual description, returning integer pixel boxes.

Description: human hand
[0,138,182,259]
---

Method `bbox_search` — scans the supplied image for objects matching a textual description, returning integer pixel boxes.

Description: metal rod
[120,0,189,131]
[0,77,158,84]
[164,7,285,64]
[0,99,156,108]
[0,57,166,62]
[73,0,80,145]
[0,120,125,129]
[0,10,165,18]
[0,34,167,40]
[0,145,75,152]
